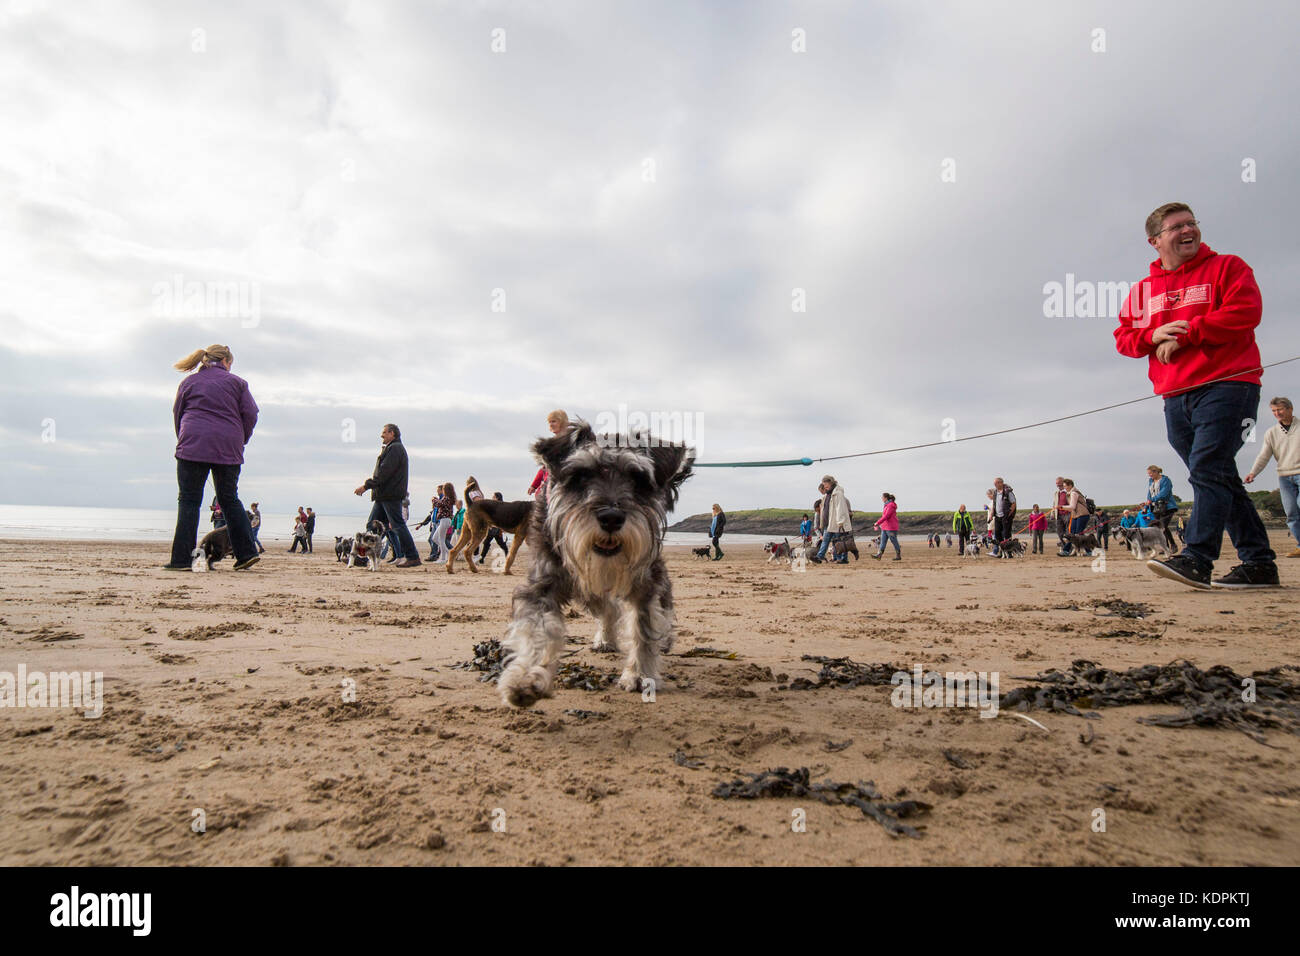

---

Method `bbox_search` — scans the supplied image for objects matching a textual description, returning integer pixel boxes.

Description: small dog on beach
[198,526,232,568]
[334,536,352,562]
[1115,525,1170,561]
[691,546,712,559]
[445,476,534,575]
[1061,532,1100,556]
[497,421,693,708]
[998,538,1026,558]
[966,537,983,556]
[347,530,382,570]
[764,539,793,564]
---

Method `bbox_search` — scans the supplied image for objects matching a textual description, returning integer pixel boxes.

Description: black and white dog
[1061,532,1100,556]
[997,537,1026,558]
[498,421,694,708]
[198,526,232,568]
[334,536,353,562]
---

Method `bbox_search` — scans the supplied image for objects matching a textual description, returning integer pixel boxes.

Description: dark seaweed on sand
[712,767,931,838]
[781,655,902,690]
[453,638,617,691]
[452,639,507,682]
[1002,659,1300,743]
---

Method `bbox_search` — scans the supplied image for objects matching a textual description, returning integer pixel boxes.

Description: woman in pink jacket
[871,492,902,561]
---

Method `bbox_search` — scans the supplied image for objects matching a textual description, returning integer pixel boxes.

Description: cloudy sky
[2,0,1298,524]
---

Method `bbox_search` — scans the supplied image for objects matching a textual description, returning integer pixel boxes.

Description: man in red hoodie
[1114,202,1278,589]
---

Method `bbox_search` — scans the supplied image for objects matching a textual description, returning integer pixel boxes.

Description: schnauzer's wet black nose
[596,507,626,533]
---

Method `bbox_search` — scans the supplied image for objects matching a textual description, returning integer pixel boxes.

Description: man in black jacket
[353,423,421,567]
[991,477,1017,550]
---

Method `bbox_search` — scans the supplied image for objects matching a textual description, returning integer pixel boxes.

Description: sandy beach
[1,535,1297,866]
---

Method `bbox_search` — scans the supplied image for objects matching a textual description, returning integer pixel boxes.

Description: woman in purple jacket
[164,345,261,570]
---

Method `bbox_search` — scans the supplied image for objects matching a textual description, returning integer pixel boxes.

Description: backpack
[1085,497,1097,515]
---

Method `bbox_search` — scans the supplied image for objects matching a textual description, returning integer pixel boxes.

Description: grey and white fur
[1116,524,1171,561]
[497,421,694,708]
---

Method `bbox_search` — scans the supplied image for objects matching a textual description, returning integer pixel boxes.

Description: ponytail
[174,344,233,372]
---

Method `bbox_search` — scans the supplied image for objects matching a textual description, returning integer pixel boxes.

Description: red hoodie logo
[1148,283,1211,316]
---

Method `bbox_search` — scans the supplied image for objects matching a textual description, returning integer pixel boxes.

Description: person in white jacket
[1245,396,1300,557]
[813,475,853,564]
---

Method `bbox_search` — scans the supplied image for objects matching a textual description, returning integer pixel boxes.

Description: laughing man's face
[1149,212,1201,267]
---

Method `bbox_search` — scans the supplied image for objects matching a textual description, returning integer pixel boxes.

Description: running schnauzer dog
[497,421,694,708]
[334,536,353,562]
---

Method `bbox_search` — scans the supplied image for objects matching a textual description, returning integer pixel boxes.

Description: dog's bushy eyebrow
[560,446,657,481]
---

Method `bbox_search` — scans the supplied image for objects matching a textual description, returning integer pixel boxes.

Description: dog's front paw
[499,664,554,708]
[618,669,659,693]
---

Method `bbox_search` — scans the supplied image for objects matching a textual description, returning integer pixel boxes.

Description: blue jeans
[1278,473,1300,547]
[877,530,900,555]
[368,500,417,560]
[1164,382,1275,569]
[816,531,839,561]
[170,459,256,565]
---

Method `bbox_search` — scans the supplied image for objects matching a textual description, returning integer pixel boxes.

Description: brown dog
[446,477,534,574]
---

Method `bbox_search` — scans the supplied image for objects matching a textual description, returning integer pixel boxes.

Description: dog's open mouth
[593,536,622,557]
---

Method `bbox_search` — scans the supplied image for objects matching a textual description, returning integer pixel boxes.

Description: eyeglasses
[1156,219,1199,236]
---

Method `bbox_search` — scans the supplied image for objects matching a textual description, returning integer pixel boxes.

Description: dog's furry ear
[532,419,594,474]
[648,443,695,510]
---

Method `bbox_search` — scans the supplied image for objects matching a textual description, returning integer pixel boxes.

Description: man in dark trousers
[991,477,1016,549]
[304,507,316,553]
[353,423,421,567]
[1115,202,1277,589]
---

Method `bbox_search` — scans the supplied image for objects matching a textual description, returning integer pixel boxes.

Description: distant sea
[0,505,790,545]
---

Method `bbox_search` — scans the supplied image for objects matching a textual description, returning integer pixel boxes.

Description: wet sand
[1,536,1297,865]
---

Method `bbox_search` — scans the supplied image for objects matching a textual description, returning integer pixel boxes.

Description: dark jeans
[1164,381,1275,569]
[171,459,256,565]
[368,500,417,561]
[957,530,970,554]
[993,514,1013,545]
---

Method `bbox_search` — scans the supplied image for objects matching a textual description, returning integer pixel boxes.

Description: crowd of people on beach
[165,199,1299,596]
